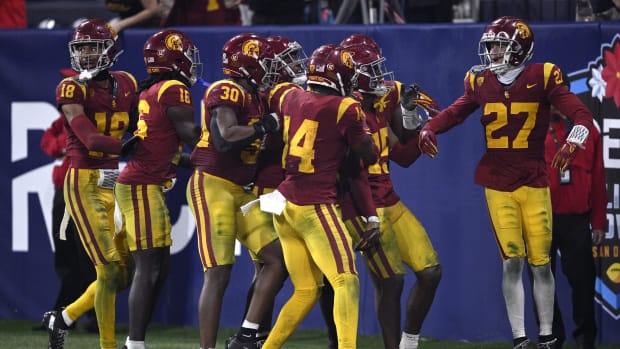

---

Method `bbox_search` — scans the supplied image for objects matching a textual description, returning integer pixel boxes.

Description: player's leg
[370,270,404,349]
[346,212,406,349]
[65,169,126,349]
[186,171,238,349]
[261,208,323,349]
[116,183,173,347]
[42,280,96,349]
[232,197,287,346]
[307,203,360,349]
[485,187,530,348]
[318,275,338,349]
[521,186,556,347]
[528,213,566,347]
[392,202,441,349]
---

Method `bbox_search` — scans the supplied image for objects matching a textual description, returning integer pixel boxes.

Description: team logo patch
[515,22,531,40]
[476,76,484,87]
[341,50,354,69]
[569,34,620,319]
[242,39,261,59]
[165,33,183,51]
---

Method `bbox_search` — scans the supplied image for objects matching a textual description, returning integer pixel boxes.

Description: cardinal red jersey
[56,71,137,169]
[117,80,193,185]
[425,63,593,191]
[267,84,371,205]
[364,80,403,207]
[254,83,305,191]
[191,79,264,186]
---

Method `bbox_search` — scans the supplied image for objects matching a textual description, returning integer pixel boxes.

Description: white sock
[241,320,260,329]
[125,336,146,349]
[502,258,526,339]
[61,310,74,327]
[531,263,555,336]
[399,332,420,349]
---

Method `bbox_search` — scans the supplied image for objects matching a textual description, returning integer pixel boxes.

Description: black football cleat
[537,336,557,349]
[513,337,531,349]
[226,336,262,349]
[42,310,68,349]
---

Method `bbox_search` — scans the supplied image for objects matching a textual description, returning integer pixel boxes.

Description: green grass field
[2,319,618,349]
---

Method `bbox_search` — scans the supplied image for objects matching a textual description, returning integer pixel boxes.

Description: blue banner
[1,23,618,344]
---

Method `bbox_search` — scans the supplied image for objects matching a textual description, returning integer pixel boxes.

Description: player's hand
[120,135,140,157]
[253,113,280,135]
[418,129,438,158]
[551,142,577,172]
[592,229,605,245]
[355,218,380,252]
[400,84,440,117]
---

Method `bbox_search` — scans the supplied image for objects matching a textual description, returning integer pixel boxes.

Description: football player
[186,33,287,349]
[42,18,137,349]
[340,34,442,349]
[260,44,378,349]
[114,29,202,349]
[225,35,310,349]
[418,16,595,349]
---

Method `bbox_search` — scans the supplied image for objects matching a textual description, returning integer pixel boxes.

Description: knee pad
[329,273,360,296]
[95,261,127,291]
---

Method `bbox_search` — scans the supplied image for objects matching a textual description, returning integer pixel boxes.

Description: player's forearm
[70,114,121,154]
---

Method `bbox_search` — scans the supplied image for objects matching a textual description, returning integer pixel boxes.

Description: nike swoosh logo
[124,92,131,97]
[526,83,537,89]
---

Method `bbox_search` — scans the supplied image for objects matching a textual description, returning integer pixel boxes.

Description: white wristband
[401,106,422,130]
[367,216,379,223]
[566,124,589,148]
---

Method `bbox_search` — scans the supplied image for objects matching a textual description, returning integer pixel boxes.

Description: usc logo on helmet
[341,50,354,69]
[241,39,261,59]
[165,33,183,51]
[515,22,531,40]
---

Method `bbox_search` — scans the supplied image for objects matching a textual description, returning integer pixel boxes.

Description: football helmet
[143,29,202,86]
[339,33,381,55]
[69,18,121,80]
[267,35,308,86]
[307,44,356,97]
[346,44,393,96]
[478,16,534,74]
[222,33,280,91]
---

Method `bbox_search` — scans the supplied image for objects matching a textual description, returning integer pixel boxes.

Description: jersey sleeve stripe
[157,80,186,102]
[337,97,358,123]
[118,71,138,90]
[543,62,555,90]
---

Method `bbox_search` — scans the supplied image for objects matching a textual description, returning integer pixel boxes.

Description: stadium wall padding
[2,22,619,344]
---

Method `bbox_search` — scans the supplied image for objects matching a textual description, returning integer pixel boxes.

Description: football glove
[551,142,577,172]
[400,84,440,116]
[120,135,141,157]
[253,113,280,136]
[355,217,381,252]
[418,128,438,158]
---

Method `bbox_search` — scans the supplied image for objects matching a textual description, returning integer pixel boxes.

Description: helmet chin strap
[496,65,525,85]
